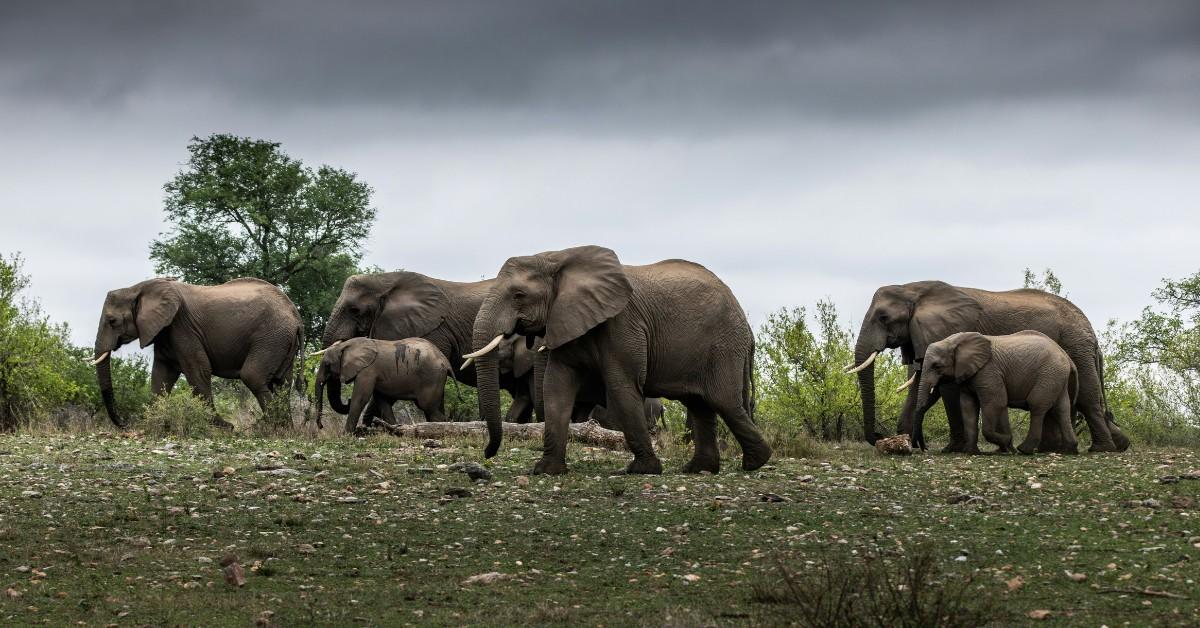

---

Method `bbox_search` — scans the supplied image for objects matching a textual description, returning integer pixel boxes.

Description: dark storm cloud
[2,0,1198,119]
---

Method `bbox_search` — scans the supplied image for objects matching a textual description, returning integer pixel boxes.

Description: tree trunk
[372,419,628,450]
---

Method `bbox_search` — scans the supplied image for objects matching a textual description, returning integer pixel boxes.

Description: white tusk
[537,345,547,352]
[844,352,877,374]
[309,339,343,357]
[929,385,937,395]
[895,373,916,392]
[89,351,110,366]
[460,357,474,370]
[463,334,505,359]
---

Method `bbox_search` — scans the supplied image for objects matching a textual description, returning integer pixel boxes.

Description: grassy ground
[0,430,1197,627]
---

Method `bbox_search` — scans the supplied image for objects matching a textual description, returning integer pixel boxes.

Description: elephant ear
[909,281,983,359]
[952,332,992,382]
[377,272,448,339]
[543,246,632,350]
[338,340,379,383]
[135,280,182,348]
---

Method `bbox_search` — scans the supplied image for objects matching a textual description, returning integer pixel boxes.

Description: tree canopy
[150,134,377,343]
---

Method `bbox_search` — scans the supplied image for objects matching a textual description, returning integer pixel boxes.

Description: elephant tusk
[844,352,877,374]
[460,357,474,370]
[896,374,916,392]
[309,339,343,357]
[89,351,110,366]
[929,385,937,395]
[463,334,505,359]
[537,345,547,352]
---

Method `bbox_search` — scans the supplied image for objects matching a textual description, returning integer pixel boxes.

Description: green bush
[0,254,82,430]
[138,388,220,437]
[63,347,152,425]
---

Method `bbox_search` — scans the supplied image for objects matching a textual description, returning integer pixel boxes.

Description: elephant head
[322,272,448,347]
[852,281,982,443]
[470,245,632,457]
[914,332,992,415]
[313,339,378,430]
[92,278,182,427]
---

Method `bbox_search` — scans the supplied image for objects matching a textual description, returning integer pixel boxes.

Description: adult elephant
[91,277,303,428]
[320,271,535,422]
[851,280,1129,453]
[467,245,771,475]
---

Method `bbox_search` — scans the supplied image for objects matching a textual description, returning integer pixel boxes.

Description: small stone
[336,496,362,504]
[1142,498,1161,509]
[422,439,443,449]
[759,493,788,503]
[15,566,30,573]
[515,475,530,488]
[682,574,701,583]
[296,543,316,554]
[407,467,435,475]
[452,461,492,482]
[292,452,307,460]
[462,572,509,585]
[196,557,213,564]
[1159,476,1180,484]
[444,487,473,499]
[21,490,41,498]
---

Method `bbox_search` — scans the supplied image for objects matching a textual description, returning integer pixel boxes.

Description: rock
[292,452,307,460]
[515,475,530,488]
[407,467,435,475]
[1142,498,1162,509]
[422,439,443,449]
[1027,610,1052,620]
[444,487,473,499]
[759,493,788,503]
[213,466,235,478]
[1171,496,1195,509]
[21,490,42,498]
[874,434,912,456]
[451,461,492,482]
[462,572,509,585]
[296,543,316,554]
[258,468,301,476]
[1159,476,1180,484]
[221,555,246,587]
[682,574,701,583]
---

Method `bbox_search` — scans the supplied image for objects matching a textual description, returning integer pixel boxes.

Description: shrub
[752,544,997,628]
[139,388,220,437]
[63,347,152,425]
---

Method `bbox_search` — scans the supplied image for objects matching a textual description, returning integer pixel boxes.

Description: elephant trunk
[93,330,122,428]
[854,334,880,444]
[314,362,327,429]
[324,375,351,415]
[911,369,941,449]
[473,294,515,458]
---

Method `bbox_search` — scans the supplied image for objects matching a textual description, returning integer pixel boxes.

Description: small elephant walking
[314,337,454,433]
[914,331,1078,454]
[92,277,303,427]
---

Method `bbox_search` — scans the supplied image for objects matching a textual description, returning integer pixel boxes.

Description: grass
[0,427,1197,626]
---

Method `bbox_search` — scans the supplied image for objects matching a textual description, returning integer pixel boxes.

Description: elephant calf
[314,337,454,433]
[914,331,1078,454]
[587,398,666,434]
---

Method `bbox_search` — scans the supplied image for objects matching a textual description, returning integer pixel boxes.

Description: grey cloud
[1,1,1197,121]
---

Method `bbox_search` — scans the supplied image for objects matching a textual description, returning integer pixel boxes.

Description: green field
[0,432,1197,626]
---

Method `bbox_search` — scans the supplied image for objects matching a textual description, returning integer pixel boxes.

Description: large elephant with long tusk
[851,280,1129,453]
[92,277,303,428]
[469,245,771,475]
[320,271,538,423]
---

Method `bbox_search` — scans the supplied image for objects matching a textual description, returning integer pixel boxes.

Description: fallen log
[373,419,628,451]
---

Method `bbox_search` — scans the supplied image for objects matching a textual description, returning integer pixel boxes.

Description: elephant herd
[90,245,1130,476]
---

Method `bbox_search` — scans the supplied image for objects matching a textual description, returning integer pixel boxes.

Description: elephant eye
[107,315,119,325]
[878,313,890,323]
[512,290,526,301]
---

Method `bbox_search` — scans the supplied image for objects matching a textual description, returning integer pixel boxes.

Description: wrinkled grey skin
[471,245,770,475]
[913,331,1079,455]
[93,277,303,427]
[314,337,452,433]
[854,281,1128,453]
[588,398,666,434]
[322,271,535,423]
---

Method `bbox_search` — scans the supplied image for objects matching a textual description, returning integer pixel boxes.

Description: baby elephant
[315,337,453,433]
[914,331,1078,454]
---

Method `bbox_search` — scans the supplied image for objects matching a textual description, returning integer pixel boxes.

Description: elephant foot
[741,441,772,471]
[623,456,664,475]
[1087,440,1119,453]
[531,457,569,476]
[680,456,720,475]
[1111,431,1131,452]
[1017,441,1038,455]
[941,442,968,454]
[211,418,234,431]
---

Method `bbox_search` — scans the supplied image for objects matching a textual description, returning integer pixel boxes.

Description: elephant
[321,271,536,423]
[851,281,1128,453]
[912,331,1079,455]
[588,398,666,434]
[313,337,453,433]
[467,245,771,475]
[91,277,303,427]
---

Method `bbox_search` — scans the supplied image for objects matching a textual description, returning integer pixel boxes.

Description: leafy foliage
[754,299,940,442]
[149,134,377,343]
[1023,267,1065,296]
[0,254,81,429]
[63,346,152,424]
[139,388,220,437]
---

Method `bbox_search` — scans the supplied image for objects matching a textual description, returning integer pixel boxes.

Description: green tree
[1023,267,1064,296]
[755,299,915,441]
[0,254,80,429]
[150,134,377,343]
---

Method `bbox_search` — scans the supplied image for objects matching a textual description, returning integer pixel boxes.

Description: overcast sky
[2,0,1198,350]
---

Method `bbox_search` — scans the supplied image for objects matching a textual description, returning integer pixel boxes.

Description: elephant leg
[976,395,1011,453]
[1071,352,1122,452]
[345,379,374,435]
[607,385,662,475]
[1018,404,1050,455]
[958,392,981,454]
[897,367,921,436]
[531,362,579,475]
[1037,413,1064,453]
[710,396,771,472]
[416,387,447,423]
[680,398,720,474]
[1052,390,1078,454]
[505,392,532,424]
[150,357,180,396]
[375,398,406,425]
[939,381,971,453]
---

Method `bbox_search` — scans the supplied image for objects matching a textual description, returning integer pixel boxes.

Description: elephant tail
[744,337,757,424]
[1068,358,1079,409]
[292,328,307,394]
[1095,343,1113,422]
